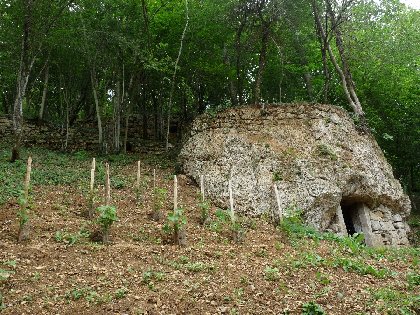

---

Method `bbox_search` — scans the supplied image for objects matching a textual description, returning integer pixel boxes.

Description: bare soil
[0,156,418,315]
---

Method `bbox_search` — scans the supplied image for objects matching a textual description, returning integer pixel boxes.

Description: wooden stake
[18,156,32,242]
[137,160,141,190]
[200,175,204,202]
[105,163,111,206]
[174,175,178,211]
[90,168,95,192]
[91,157,96,172]
[273,184,282,223]
[228,179,235,223]
[24,157,32,203]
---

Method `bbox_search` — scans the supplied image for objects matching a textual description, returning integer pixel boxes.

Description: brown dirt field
[0,159,418,315]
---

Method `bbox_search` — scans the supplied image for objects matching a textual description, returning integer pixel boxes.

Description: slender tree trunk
[223,44,237,107]
[311,0,356,113]
[166,0,189,151]
[122,74,133,153]
[142,89,148,139]
[114,79,121,152]
[235,21,246,105]
[325,0,364,119]
[254,23,270,105]
[39,62,49,120]
[320,39,330,103]
[153,93,159,140]
[90,69,103,149]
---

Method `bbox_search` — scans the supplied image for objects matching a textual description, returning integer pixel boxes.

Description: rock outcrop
[179,104,411,246]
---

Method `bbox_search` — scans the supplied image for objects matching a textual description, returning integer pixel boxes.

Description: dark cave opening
[341,200,361,236]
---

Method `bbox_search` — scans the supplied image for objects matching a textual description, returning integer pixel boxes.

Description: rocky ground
[0,146,419,315]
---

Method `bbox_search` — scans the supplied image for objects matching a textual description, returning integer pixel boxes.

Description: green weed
[114,287,129,299]
[301,301,325,315]
[371,287,420,314]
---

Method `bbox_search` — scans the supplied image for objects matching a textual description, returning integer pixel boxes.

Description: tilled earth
[0,159,419,315]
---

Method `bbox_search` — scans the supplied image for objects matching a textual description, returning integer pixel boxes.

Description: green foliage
[331,257,393,279]
[315,272,331,286]
[112,176,127,190]
[142,270,165,291]
[114,287,128,300]
[65,286,111,304]
[17,195,29,227]
[163,206,187,245]
[301,301,325,315]
[407,271,420,289]
[96,205,118,233]
[209,208,244,242]
[371,287,420,314]
[163,207,187,234]
[54,227,90,246]
[185,262,207,273]
[73,150,90,161]
[0,269,14,281]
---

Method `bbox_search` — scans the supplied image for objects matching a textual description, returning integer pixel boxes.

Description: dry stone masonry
[179,104,411,247]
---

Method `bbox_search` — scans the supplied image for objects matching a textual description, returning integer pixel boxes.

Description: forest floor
[0,145,419,315]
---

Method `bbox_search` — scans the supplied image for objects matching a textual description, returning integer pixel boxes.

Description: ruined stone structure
[0,116,165,153]
[180,104,411,246]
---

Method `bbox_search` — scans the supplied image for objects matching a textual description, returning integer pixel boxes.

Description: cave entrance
[340,200,363,236]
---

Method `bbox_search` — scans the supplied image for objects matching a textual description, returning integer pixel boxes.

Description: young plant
[96,205,118,243]
[230,219,245,244]
[209,208,245,243]
[152,187,167,221]
[302,301,326,315]
[163,207,187,246]
[198,200,210,225]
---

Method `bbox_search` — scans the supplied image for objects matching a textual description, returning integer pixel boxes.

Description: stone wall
[0,116,166,153]
[179,103,411,246]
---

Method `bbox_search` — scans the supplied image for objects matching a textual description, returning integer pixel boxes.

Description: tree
[10,0,73,162]
[311,0,366,125]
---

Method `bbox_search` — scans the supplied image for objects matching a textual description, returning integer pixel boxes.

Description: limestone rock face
[179,104,411,246]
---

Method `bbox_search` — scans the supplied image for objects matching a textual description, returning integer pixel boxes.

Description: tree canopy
[0,0,418,194]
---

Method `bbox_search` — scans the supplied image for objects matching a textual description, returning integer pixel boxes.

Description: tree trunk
[11,0,35,162]
[114,79,121,152]
[90,69,103,150]
[39,62,49,120]
[165,0,189,151]
[325,0,364,119]
[254,23,270,105]
[311,0,359,116]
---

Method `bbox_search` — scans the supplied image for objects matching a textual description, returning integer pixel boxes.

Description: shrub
[96,205,118,243]
[163,207,187,246]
